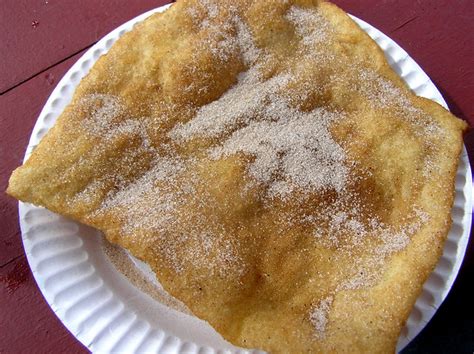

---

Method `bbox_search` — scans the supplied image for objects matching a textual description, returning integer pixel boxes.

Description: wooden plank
[0,255,87,353]
[332,0,474,124]
[0,50,88,266]
[0,0,173,93]
[0,50,90,353]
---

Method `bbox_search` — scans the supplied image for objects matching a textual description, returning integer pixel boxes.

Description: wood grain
[0,255,87,353]
[0,0,172,93]
[332,0,474,125]
[0,50,90,353]
[0,50,88,267]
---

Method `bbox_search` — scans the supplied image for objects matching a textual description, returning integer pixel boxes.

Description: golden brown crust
[7,0,467,353]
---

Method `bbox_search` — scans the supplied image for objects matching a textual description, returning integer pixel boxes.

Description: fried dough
[7,0,467,352]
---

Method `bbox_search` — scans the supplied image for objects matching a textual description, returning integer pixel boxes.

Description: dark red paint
[0,1,473,353]
[0,0,171,93]
[0,256,30,294]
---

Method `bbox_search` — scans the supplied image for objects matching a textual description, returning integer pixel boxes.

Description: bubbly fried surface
[7,0,467,352]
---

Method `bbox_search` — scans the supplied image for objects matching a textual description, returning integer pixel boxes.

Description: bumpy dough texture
[8,0,467,353]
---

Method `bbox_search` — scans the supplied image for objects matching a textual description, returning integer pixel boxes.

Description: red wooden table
[1,1,473,352]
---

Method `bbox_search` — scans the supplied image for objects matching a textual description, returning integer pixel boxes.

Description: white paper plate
[19,4,472,353]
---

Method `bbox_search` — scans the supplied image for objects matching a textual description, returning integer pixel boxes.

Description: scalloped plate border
[18,4,472,353]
